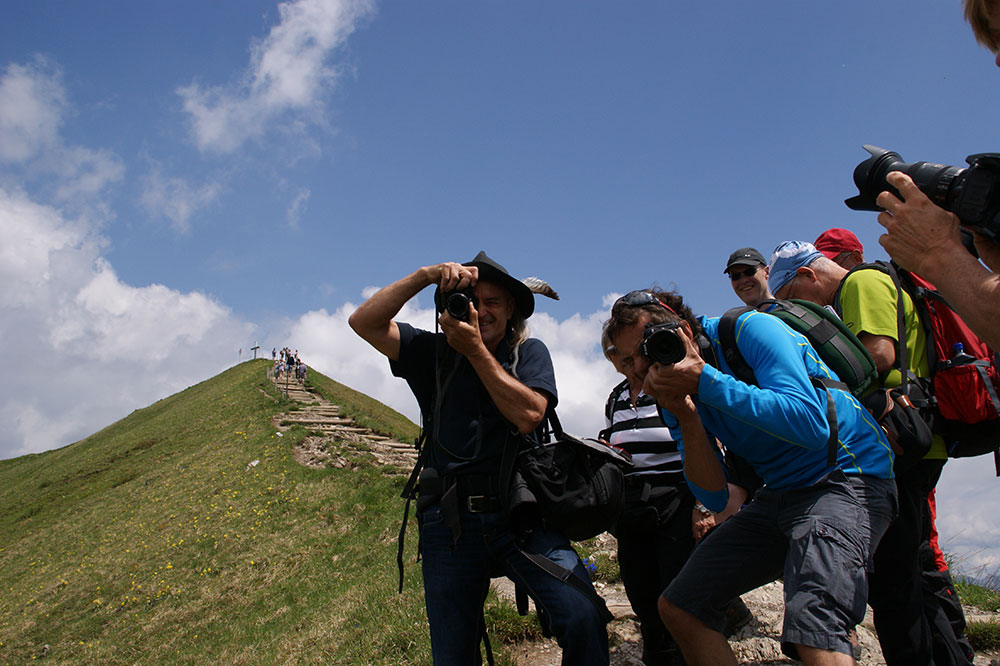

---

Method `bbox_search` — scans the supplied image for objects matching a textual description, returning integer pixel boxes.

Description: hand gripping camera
[845,145,1000,239]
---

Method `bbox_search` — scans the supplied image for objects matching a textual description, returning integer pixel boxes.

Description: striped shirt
[603,379,683,481]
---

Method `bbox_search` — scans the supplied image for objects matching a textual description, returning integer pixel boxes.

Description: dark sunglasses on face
[728,266,760,281]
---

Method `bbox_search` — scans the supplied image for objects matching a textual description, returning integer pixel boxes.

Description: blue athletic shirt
[662,311,894,511]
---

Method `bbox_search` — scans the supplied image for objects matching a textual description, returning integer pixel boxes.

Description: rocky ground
[275,370,999,665]
[498,539,1000,666]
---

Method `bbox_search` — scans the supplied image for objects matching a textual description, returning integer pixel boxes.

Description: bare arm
[877,172,1000,350]
[857,332,897,377]
[464,337,549,434]
[439,300,548,434]
[348,262,476,361]
[669,400,728,496]
[714,483,749,524]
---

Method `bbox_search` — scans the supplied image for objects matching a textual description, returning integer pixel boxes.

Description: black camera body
[846,145,1000,240]
[640,321,685,366]
[435,288,477,322]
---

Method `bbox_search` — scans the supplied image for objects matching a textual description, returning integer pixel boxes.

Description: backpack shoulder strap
[722,301,842,467]
[696,330,719,368]
[605,378,630,423]
[717,305,757,385]
[834,261,913,387]
[893,266,942,378]
[832,260,892,315]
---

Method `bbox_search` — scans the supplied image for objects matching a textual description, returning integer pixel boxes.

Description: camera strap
[429,324,485,462]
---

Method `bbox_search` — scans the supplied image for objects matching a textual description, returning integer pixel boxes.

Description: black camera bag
[505,408,632,542]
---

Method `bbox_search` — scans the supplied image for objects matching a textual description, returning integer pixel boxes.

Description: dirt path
[269,369,417,471]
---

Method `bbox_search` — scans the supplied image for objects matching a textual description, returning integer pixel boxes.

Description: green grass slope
[0,360,440,665]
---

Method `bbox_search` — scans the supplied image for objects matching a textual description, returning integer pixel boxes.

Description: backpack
[716,298,932,468]
[720,299,879,399]
[835,262,1000,475]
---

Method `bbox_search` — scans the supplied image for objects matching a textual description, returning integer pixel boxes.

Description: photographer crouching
[612,288,897,665]
[349,251,609,666]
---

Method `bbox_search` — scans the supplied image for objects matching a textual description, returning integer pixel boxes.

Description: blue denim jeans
[419,505,610,666]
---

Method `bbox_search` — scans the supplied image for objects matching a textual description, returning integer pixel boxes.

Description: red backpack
[840,262,1000,475]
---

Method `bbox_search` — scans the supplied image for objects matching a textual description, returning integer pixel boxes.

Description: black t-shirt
[390,323,557,476]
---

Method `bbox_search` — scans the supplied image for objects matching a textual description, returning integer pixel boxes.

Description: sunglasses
[728,266,760,281]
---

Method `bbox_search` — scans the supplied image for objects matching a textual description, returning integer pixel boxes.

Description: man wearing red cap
[814,228,865,270]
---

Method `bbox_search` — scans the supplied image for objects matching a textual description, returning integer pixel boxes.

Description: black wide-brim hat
[464,251,535,319]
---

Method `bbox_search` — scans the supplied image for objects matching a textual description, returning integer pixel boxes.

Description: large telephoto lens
[845,145,965,213]
[845,145,1000,239]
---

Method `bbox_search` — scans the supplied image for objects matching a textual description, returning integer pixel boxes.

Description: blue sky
[2,0,998,575]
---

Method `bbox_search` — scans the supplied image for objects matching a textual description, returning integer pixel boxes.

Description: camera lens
[445,292,472,321]
[641,323,685,365]
[845,146,1000,239]
[845,145,965,213]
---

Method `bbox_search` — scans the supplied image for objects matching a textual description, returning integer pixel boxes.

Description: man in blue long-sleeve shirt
[606,288,897,666]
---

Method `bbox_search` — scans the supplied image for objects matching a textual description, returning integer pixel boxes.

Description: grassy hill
[0,360,447,665]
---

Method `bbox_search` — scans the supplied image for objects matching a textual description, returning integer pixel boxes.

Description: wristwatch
[694,502,713,517]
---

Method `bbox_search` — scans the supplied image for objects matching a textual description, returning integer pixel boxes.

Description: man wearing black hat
[349,252,609,666]
[724,247,773,307]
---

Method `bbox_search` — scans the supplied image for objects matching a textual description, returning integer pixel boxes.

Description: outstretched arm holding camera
[877,171,1000,349]
[349,262,477,360]
[349,261,547,434]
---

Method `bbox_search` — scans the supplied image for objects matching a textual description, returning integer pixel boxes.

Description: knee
[548,599,609,653]
[559,596,606,632]
[658,594,691,633]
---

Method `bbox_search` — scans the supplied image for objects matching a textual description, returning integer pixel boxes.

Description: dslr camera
[846,145,1000,239]
[641,321,686,365]
[435,288,476,322]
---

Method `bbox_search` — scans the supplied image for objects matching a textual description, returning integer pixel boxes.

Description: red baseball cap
[814,228,863,260]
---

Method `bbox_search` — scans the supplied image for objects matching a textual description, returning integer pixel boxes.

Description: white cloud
[139,167,221,234]
[0,187,254,458]
[286,188,310,229]
[282,292,436,425]
[935,457,1000,578]
[0,58,123,200]
[0,58,65,163]
[178,0,375,154]
[52,146,125,201]
[278,293,619,439]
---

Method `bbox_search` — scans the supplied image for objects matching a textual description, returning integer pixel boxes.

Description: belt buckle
[466,495,488,513]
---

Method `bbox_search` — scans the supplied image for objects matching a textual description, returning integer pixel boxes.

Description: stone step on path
[270,371,418,472]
